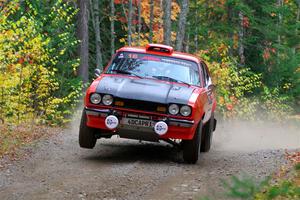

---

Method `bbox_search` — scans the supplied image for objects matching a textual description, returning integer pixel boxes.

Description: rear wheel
[182,121,203,164]
[79,110,97,149]
[200,113,214,152]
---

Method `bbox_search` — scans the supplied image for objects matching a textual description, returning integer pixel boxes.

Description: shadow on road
[82,140,183,164]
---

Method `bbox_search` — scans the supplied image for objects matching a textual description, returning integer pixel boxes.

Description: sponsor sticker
[105,115,119,129]
[154,121,168,135]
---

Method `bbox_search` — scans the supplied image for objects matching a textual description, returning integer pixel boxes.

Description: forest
[0,1,299,199]
[0,0,299,126]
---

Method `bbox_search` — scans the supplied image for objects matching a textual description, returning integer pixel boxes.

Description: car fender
[84,76,104,107]
[188,88,207,126]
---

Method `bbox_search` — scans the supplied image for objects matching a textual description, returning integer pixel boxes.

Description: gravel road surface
[0,118,299,200]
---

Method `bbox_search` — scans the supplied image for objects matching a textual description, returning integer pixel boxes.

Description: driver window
[201,62,210,87]
[200,62,207,86]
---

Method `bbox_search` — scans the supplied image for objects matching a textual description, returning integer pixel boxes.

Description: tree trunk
[90,0,103,69]
[277,0,283,65]
[227,2,233,56]
[128,0,133,46]
[176,0,189,51]
[110,0,115,56]
[163,0,172,46]
[184,29,190,53]
[238,11,245,66]
[137,0,142,46]
[194,2,199,52]
[149,0,154,43]
[294,0,300,53]
[277,0,283,46]
[77,0,89,84]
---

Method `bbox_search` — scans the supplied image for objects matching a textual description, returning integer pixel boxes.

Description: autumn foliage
[0,0,81,125]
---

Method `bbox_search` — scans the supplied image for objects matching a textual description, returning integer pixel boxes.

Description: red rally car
[79,44,217,164]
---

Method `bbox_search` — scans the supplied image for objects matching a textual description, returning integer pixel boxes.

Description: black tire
[200,113,214,152]
[79,110,97,149]
[182,121,203,164]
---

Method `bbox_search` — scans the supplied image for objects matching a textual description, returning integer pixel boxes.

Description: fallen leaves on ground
[285,150,300,165]
[0,123,61,163]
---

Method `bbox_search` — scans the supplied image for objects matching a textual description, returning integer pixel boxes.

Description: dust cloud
[213,119,300,152]
[71,105,299,153]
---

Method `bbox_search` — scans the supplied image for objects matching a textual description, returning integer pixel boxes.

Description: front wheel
[79,110,97,149]
[201,113,215,152]
[182,121,203,164]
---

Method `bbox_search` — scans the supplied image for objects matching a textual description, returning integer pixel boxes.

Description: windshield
[106,52,201,86]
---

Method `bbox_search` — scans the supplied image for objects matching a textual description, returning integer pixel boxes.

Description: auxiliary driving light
[105,115,119,129]
[154,121,168,135]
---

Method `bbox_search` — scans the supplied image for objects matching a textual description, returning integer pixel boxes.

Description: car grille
[114,97,167,114]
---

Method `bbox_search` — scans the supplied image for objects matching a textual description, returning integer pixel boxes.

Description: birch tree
[176,0,189,51]
[77,0,89,83]
[90,0,103,69]
[137,0,141,46]
[294,0,300,53]
[163,0,172,45]
[127,0,133,46]
[238,11,245,66]
[149,0,154,43]
[110,0,115,55]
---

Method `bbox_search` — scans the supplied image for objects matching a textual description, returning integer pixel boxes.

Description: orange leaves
[242,16,250,28]
[263,47,276,61]
[18,57,24,64]
[118,0,180,45]
[285,150,300,165]
[226,104,233,111]
[0,124,61,161]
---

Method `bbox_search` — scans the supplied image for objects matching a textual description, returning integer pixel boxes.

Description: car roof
[116,46,202,64]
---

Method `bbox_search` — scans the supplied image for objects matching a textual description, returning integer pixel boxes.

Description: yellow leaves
[0,2,59,124]
[233,33,239,50]
[283,82,292,90]
[120,0,180,46]
[171,1,181,21]
[217,43,229,57]
[119,37,126,44]
[59,49,66,55]
[196,43,263,120]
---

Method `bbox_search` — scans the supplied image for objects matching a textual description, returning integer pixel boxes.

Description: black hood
[95,76,194,105]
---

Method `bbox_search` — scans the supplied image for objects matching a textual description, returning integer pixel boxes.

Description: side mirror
[207,84,216,95]
[94,68,101,78]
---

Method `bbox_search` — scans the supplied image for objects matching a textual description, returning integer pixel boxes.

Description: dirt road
[0,118,299,200]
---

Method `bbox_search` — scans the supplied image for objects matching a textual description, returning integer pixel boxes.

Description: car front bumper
[85,107,197,140]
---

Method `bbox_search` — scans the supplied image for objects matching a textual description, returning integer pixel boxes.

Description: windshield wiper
[108,69,143,78]
[151,76,191,87]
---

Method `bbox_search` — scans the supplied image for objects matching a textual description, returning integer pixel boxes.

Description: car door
[200,61,213,123]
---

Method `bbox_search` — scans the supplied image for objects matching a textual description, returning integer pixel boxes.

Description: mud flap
[213,118,217,132]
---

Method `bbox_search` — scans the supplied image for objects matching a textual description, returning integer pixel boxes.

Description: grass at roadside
[223,151,300,200]
[0,124,61,161]
[201,151,300,200]
[254,163,300,200]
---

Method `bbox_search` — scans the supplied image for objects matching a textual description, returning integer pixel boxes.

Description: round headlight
[168,104,179,115]
[102,94,113,105]
[90,93,101,104]
[180,105,191,116]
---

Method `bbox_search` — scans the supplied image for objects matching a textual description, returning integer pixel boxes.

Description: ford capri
[79,44,217,164]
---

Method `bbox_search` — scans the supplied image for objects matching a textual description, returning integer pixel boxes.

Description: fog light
[154,121,168,135]
[105,115,119,129]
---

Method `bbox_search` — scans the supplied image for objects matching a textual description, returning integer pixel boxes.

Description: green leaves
[0,0,81,125]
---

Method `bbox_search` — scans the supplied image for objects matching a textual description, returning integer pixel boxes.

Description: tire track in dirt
[0,118,299,200]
